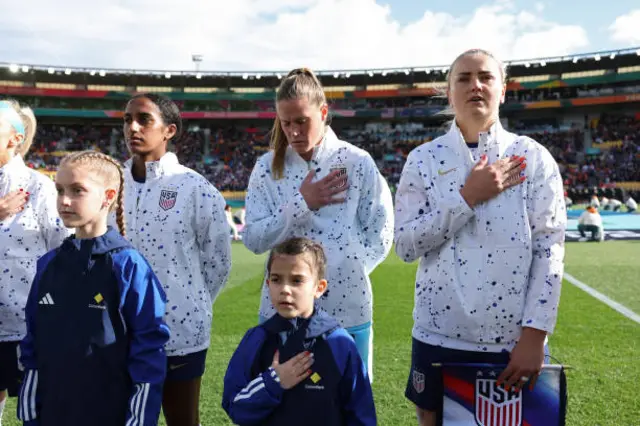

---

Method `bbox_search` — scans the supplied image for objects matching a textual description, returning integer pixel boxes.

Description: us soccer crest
[330,163,348,189]
[475,372,522,426]
[412,369,425,394]
[159,190,178,211]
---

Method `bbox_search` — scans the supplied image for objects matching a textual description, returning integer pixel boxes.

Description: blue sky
[386,0,639,52]
[0,0,638,71]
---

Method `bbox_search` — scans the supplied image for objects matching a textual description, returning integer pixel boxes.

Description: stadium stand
[1,46,639,205]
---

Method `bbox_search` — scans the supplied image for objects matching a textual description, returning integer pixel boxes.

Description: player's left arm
[523,146,567,333]
[498,145,566,390]
[194,180,232,304]
[356,154,395,274]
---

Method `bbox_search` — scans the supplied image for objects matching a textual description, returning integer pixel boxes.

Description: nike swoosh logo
[438,167,457,176]
[169,363,189,370]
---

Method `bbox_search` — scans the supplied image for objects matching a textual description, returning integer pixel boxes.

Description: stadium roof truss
[1,47,639,90]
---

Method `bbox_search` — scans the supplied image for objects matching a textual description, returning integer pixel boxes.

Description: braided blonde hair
[60,150,127,236]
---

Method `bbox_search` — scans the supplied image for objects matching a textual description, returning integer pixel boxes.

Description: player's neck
[0,152,14,168]
[457,117,495,143]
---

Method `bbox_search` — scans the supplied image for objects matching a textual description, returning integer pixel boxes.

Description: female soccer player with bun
[394,49,565,425]
[242,68,394,380]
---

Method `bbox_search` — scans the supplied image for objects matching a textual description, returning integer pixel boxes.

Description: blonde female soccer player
[394,49,565,425]
[243,68,394,379]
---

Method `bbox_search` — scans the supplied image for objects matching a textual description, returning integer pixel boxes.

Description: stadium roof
[1,46,639,90]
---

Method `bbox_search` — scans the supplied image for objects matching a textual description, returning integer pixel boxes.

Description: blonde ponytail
[270,117,289,180]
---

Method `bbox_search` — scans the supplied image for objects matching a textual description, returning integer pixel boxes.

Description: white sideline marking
[564,273,640,325]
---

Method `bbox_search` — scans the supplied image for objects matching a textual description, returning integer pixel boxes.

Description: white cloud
[0,0,590,71]
[609,9,640,45]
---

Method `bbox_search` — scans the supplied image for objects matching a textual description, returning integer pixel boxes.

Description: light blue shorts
[345,322,373,380]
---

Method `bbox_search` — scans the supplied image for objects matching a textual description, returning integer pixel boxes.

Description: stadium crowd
[22,114,640,197]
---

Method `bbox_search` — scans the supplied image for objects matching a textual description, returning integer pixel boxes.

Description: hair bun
[286,67,315,78]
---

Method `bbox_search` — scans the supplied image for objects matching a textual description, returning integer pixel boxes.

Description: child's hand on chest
[271,349,315,390]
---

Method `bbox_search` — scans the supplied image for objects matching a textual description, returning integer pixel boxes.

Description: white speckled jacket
[394,121,566,352]
[122,153,231,356]
[243,127,394,329]
[0,155,70,342]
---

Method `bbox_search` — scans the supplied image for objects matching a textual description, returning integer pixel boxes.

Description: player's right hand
[460,155,526,208]
[0,189,29,221]
[299,169,348,210]
[271,349,315,390]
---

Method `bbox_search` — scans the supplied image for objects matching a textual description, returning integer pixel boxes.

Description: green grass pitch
[4,241,639,425]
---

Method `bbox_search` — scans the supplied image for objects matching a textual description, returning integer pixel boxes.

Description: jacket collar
[285,126,341,168]
[62,226,131,255]
[124,152,179,180]
[262,306,340,340]
[448,119,504,149]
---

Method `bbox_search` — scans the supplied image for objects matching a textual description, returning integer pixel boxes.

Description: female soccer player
[394,49,565,425]
[18,151,169,426]
[242,68,394,379]
[122,93,231,426]
[0,99,69,424]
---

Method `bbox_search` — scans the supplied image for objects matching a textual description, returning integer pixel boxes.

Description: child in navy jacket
[222,237,376,425]
[17,151,170,426]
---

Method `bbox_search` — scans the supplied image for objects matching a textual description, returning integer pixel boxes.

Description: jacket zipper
[129,176,148,246]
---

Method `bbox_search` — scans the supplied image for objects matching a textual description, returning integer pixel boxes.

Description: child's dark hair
[267,237,327,280]
[129,93,183,144]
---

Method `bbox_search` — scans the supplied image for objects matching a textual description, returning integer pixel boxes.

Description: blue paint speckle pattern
[243,127,394,329]
[0,155,70,341]
[121,153,232,356]
[394,122,566,352]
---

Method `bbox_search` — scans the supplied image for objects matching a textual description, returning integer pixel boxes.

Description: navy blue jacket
[222,308,376,425]
[17,227,170,426]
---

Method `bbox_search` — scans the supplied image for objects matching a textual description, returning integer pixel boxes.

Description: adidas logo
[39,293,55,305]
